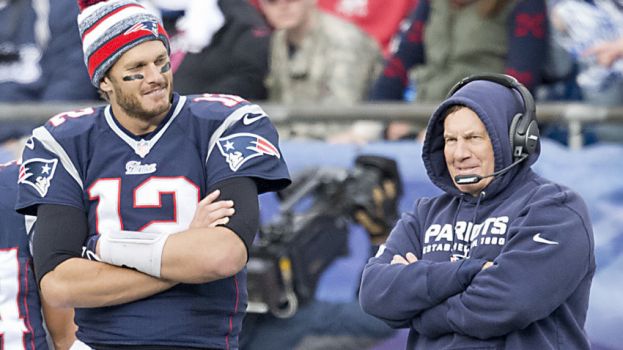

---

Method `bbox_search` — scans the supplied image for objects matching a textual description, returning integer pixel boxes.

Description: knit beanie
[77,0,170,87]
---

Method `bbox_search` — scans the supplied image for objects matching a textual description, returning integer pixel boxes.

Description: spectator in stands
[0,0,98,102]
[0,0,98,155]
[258,0,384,142]
[548,0,623,143]
[317,0,418,55]
[370,0,547,140]
[549,0,623,106]
[148,0,272,100]
[584,38,623,71]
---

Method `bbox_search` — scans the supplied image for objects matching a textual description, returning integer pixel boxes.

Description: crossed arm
[36,184,246,308]
[409,218,591,339]
[360,201,592,339]
[359,217,488,327]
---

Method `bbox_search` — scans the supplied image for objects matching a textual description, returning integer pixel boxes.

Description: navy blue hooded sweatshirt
[359,80,595,349]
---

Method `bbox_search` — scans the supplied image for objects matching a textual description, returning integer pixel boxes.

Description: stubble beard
[115,81,174,123]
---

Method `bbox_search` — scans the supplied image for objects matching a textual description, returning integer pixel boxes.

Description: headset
[446,73,540,161]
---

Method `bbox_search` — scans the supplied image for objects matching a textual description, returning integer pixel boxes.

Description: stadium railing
[1,101,622,149]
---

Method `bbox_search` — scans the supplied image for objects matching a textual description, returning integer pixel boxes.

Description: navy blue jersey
[0,162,48,350]
[16,93,290,349]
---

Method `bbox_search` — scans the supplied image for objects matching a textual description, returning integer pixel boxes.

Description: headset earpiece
[509,113,522,158]
[447,73,539,161]
[509,113,539,159]
[519,119,539,157]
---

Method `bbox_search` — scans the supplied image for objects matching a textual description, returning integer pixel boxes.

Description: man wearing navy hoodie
[359,73,594,349]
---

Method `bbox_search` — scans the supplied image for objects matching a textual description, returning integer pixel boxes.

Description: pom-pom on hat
[77,0,170,87]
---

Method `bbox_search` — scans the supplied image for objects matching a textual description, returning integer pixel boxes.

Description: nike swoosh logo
[242,113,267,125]
[533,233,559,245]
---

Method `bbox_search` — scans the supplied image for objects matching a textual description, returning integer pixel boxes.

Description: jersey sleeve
[203,101,291,194]
[16,126,85,215]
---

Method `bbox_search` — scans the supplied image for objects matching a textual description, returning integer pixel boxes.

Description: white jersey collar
[104,96,187,158]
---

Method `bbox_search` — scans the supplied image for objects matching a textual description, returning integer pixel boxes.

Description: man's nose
[143,64,165,83]
[454,139,471,160]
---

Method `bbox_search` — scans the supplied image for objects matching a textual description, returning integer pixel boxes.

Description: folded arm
[359,213,486,326]
[412,198,593,339]
[35,178,254,307]
[34,204,177,308]
[95,177,258,283]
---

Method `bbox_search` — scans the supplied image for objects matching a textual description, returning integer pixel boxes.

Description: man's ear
[99,76,113,94]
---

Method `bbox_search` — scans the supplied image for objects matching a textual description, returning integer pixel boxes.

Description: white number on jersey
[88,177,199,235]
[0,249,29,349]
[192,93,246,107]
[48,108,95,127]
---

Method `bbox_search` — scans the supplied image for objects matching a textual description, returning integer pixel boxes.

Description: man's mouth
[455,165,480,175]
[143,85,166,96]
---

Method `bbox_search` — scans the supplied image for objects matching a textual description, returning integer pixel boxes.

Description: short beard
[113,82,174,123]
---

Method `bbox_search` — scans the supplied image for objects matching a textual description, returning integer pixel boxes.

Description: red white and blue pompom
[77,0,109,11]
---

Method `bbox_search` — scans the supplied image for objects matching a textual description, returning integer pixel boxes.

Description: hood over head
[422,79,541,199]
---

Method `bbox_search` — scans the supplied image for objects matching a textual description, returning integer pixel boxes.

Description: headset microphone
[454,155,529,185]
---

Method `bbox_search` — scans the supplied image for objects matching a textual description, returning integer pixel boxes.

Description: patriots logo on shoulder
[217,133,280,172]
[124,21,159,37]
[18,158,59,197]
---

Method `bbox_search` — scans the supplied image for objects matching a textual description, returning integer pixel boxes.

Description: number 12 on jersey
[88,176,200,235]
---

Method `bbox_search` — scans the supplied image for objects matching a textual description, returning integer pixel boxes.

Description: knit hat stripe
[82,5,146,51]
[78,1,132,35]
[90,37,157,82]
[83,12,158,61]
[87,27,168,78]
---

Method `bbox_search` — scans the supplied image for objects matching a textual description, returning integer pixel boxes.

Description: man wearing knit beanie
[16,1,291,349]
[77,0,170,88]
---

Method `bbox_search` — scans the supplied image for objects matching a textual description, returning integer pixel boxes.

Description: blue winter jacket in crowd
[0,0,97,101]
[359,80,595,349]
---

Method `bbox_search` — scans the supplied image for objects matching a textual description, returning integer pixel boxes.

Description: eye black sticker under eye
[123,74,144,81]
[161,62,171,73]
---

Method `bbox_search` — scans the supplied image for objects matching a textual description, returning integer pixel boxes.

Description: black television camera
[246,155,402,318]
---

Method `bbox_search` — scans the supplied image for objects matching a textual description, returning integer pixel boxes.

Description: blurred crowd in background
[3,0,623,152]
